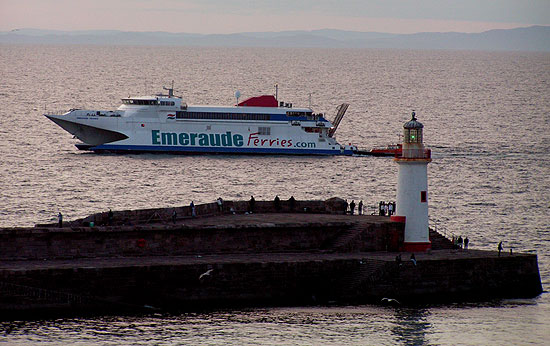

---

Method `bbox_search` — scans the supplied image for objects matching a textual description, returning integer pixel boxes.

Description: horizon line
[4,24,548,36]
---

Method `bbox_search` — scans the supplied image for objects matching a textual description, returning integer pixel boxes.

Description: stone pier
[0,199,543,319]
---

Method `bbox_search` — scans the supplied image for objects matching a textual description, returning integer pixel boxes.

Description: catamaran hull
[45,115,128,145]
[82,144,352,155]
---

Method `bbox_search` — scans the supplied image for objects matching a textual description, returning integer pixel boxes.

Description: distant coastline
[1,26,549,52]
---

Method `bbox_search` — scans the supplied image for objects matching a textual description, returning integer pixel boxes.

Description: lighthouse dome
[403,111,424,129]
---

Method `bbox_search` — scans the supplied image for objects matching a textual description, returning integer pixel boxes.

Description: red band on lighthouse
[403,242,432,252]
[390,215,406,223]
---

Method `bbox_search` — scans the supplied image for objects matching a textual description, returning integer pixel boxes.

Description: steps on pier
[338,258,389,299]
[327,225,362,251]
[429,228,454,250]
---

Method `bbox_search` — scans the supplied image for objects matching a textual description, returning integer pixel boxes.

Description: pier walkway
[0,248,526,271]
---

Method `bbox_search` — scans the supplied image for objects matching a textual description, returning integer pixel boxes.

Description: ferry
[45,86,356,155]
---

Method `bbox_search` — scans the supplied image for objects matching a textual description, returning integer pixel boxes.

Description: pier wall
[0,221,403,260]
[0,258,346,313]
[347,252,543,303]
[0,252,542,316]
[0,224,344,260]
[0,212,403,260]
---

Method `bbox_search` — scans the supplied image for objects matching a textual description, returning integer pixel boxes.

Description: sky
[1,0,549,34]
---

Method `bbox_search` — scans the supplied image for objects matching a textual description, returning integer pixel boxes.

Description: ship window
[172,112,271,121]
[127,99,158,105]
[287,111,310,117]
[258,127,271,135]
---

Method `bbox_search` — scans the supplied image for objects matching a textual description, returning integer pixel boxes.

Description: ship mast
[163,80,175,98]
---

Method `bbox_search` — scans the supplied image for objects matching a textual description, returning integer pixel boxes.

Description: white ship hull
[45,89,355,155]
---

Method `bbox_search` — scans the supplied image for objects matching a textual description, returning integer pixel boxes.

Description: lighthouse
[391,111,432,252]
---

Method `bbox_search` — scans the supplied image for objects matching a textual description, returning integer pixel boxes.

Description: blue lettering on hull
[151,130,243,147]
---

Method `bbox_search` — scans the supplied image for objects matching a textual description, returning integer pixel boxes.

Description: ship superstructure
[45,86,354,155]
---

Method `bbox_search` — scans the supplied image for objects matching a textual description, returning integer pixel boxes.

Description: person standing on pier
[57,212,63,228]
[249,196,255,213]
[395,254,402,265]
[108,209,114,225]
[289,196,295,211]
[358,200,363,215]
[464,237,469,250]
[498,241,503,256]
[191,201,196,217]
[274,195,281,211]
[388,201,394,216]
[350,200,356,215]
[217,197,223,212]
[172,208,177,224]
[379,201,385,216]
[458,236,463,249]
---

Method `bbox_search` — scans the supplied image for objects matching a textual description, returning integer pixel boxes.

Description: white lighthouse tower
[391,111,432,252]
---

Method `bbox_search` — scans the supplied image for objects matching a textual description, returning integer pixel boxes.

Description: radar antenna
[235,90,241,105]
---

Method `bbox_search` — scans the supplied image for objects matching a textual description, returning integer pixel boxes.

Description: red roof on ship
[237,95,278,107]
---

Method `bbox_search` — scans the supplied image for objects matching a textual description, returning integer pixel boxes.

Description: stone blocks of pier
[0,215,403,260]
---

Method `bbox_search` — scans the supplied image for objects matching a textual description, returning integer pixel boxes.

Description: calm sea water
[0,45,549,344]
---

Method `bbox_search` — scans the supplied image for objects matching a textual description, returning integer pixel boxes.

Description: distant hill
[1,26,549,51]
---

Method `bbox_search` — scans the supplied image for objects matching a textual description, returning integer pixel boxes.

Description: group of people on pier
[272,195,296,212]
[378,201,396,216]
[342,200,398,216]
[54,196,399,228]
[452,235,470,250]
[344,200,363,215]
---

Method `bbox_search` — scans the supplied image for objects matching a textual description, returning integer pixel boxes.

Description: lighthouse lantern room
[391,111,432,252]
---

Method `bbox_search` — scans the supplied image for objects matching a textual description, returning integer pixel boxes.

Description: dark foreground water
[0,45,548,344]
